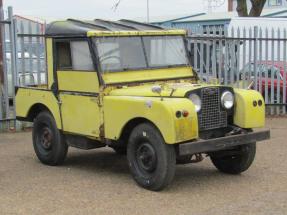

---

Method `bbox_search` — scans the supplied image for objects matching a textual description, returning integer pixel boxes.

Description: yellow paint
[57,71,100,92]
[107,82,207,97]
[87,29,187,37]
[233,89,265,128]
[104,96,198,144]
[16,88,62,129]
[59,94,101,138]
[46,38,54,89]
[102,67,194,85]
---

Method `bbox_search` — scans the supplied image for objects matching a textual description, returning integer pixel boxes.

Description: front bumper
[178,130,270,156]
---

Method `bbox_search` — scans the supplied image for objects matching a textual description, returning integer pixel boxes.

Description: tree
[236,0,267,17]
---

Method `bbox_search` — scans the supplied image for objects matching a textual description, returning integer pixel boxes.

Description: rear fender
[16,88,62,129]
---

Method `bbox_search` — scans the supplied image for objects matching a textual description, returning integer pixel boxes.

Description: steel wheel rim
[40,127,53,150]
[136,142,157,173]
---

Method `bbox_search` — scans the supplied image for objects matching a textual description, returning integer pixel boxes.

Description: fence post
[211,26,216,80]
[253,26,258,91]
[20,21,25,86]
[206,26,210,82]
[0,3,9,128]
[276,28,281,114]
[218,27,223,84]
[271,28,275,115]
[8,6,16,127]
[224,26,229,85]
[264,28,269,106]
[235,27,240,88]
[199,26,204,81]
[258,28,263,94]
[283,29,287,114]
[242,27,246,89]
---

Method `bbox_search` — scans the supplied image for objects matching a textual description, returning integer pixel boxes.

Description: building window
[268,0,282,6]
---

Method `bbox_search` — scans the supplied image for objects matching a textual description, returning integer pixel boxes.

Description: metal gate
[0,6,46,131]
[189,26,287,115]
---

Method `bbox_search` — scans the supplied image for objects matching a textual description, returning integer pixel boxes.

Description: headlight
[189,94,201,112]
[221,91,234,109]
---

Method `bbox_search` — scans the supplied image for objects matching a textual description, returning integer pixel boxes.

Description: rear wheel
[32,111,68,166]
[127,123,176,191]
[210,143,256,174]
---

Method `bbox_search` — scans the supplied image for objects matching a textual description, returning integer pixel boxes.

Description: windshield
[94,36,189,72]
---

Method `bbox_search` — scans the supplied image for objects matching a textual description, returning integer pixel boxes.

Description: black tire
[210,143,256,174]
[127,123,176,191]
[32,111,68,166]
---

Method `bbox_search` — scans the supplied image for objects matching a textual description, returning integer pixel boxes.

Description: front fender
[103,96,198,144]
[233,89,265,128]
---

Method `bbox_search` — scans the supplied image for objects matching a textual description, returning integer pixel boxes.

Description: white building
[228,0,287,15]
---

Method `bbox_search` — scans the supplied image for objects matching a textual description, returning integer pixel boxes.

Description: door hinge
[57,99,62,105]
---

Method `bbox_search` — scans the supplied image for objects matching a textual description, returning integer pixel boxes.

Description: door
[54,39,102,137]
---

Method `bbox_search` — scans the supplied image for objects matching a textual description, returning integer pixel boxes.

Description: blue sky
[4,0,227,21]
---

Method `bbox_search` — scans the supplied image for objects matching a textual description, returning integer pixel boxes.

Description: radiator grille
[198,88,227,131]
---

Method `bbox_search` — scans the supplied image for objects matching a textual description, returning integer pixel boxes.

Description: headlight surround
[221,91,234,109]
[189,94,202,112]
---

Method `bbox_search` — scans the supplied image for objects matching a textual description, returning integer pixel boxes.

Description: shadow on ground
[59,147,240,191]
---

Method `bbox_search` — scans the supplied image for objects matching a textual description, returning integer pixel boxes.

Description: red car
[241,61,286,104]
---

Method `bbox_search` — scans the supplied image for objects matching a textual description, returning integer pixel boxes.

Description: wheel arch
[118,117,160,146]
[27,103,52,121]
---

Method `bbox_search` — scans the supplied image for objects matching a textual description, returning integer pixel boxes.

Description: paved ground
[0,118,286,215]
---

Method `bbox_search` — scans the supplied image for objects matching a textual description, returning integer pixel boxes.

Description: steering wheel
[100,56,121,64]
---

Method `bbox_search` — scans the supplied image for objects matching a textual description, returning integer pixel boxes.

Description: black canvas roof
[45,19,164,37]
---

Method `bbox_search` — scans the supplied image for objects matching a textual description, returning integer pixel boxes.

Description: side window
[71,41,94,71]
[55,40,94,71]
[56,42,72,70]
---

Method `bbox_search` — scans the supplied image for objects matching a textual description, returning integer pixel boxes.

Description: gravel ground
[0,118,286,215]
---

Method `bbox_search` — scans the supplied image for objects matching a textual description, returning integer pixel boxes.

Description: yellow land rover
[16,19,270,191]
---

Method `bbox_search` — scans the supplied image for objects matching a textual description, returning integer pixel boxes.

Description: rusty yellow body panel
[103,96,198,144]
[87,29,186,37]
[59,93,101,138]
[16,88,62,129]
[233,89,265,128]
[107,82,209,97]
[57,71,99,92]
[102,67,194,85]
[57,70,101,137]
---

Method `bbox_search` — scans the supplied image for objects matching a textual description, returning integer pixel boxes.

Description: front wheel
[210,143,256,174]
[127,123,176,191]
[32,111,68,166]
